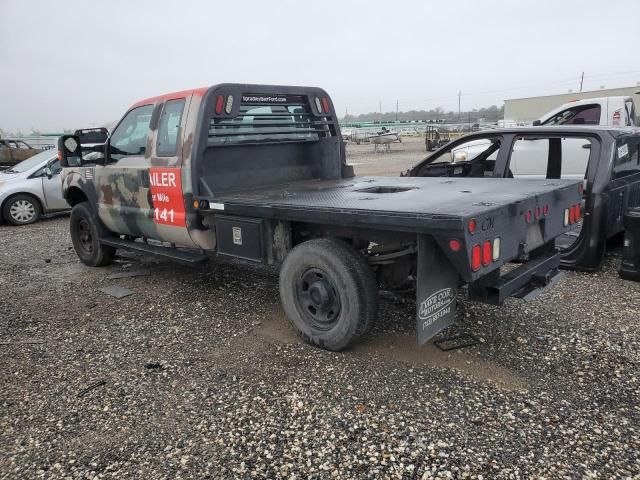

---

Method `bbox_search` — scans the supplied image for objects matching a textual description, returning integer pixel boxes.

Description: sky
[1,0,639,132]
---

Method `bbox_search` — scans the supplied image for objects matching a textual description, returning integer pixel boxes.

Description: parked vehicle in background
[534,96,637,127]
[57,83,581,351]
[425,126,450,151]
[0,139,43,170]
[0,149,69,225]
[407,126,640,272]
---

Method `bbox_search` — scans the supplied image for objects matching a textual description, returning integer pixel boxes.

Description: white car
[0,149,69,225]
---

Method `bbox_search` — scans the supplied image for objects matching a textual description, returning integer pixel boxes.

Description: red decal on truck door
[149,167,186,227]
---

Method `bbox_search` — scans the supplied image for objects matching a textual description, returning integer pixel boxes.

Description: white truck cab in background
[534,96,637,127]
[510,96,637,180]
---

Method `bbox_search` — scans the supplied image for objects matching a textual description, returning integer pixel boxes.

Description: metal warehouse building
[504,86,640,122]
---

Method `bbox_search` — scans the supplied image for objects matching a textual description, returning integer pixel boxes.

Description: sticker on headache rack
[149,167,186,227]
[618,143,629,160]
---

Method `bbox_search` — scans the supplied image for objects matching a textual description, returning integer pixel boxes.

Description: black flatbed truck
[58,84,583,350]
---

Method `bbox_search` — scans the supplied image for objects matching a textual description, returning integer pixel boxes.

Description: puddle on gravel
[353,334,528,391]
[42,261,99,283]
[255,305,528,391]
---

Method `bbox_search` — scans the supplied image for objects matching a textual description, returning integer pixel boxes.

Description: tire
[279,238,378,351]
[69,202,115,267]
[2,194,41,225]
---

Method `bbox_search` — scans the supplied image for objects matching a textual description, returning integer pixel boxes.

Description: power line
[342,68,640,114]
[395,69,640,105]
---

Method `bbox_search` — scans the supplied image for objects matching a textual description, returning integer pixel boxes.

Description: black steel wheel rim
[295,268,342,330]
[76,218,94,254]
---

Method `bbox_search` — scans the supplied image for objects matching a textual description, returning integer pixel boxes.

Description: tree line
[342,104,504,123]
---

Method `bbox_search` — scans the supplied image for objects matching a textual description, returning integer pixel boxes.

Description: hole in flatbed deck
[356,186,415,194]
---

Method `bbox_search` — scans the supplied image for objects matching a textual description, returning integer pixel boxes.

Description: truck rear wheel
[279,238,378,351]
[70,202,115,267]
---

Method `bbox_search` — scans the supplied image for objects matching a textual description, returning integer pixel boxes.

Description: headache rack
[192,84,345,196]
[208,94,336,146]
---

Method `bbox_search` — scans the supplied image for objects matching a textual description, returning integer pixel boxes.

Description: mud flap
[416,235,459,346]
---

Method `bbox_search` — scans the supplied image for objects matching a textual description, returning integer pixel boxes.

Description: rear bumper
[468,247,563,305]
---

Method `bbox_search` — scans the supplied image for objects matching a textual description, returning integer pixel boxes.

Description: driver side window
[109,105,153,161]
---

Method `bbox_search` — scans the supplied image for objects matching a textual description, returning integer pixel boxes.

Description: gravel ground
[346,136,427,176]
[1,143,640,478]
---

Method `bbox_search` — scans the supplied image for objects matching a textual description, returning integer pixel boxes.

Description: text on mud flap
[419,287,457,329]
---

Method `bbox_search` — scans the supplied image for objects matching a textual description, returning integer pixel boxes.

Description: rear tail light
[492,238,500,261]
[321,97,330,113]
[525,210,532,223]
[448,239,462,252]
[534,207,541,219]
[315,97,323,113]
[575,203,581,221]
[471,245,482,271]
[470,238,500,271]
[543,204,549,216]
[468,218,477,234]
[215,95,224,114]
[482,241,492,266]
[569,205,576,224]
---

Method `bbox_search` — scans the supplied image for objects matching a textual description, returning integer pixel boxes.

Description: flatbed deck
[207,176,579,233]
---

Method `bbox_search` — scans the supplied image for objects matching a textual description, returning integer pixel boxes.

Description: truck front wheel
[279,238,378,351]
[70,202,115,267]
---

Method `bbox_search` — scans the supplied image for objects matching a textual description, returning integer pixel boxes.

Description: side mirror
[532,120,542,126]
[57,135,82,168]
[44,166,53,179]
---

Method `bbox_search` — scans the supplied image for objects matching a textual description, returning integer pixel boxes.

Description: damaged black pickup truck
[58,84,582,350]
[406,126,640,271]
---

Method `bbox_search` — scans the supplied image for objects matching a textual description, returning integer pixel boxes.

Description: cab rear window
[157,99,185,157]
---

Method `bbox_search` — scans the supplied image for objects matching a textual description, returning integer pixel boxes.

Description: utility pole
[579,72,584,92]
[458,90,462,123]
[396,99,399,122]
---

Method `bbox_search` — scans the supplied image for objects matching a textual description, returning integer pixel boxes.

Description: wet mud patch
[353,333,528,391]
[252,303,527,391]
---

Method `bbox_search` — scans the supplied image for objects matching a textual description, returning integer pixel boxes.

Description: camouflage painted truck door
[97,104,154,237]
